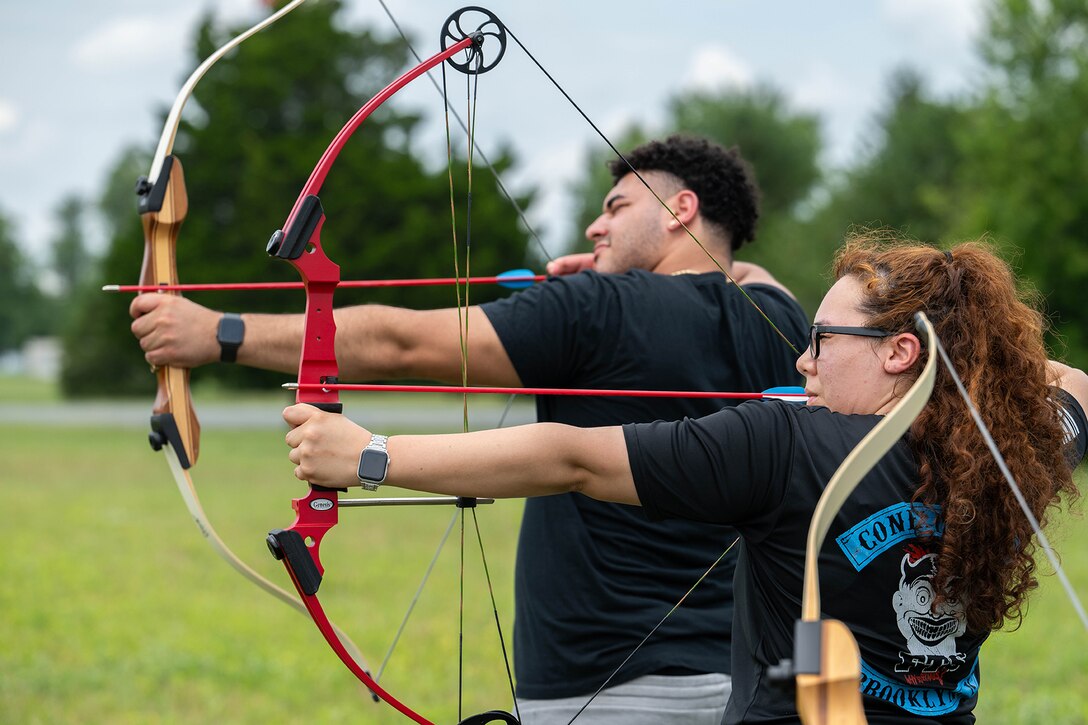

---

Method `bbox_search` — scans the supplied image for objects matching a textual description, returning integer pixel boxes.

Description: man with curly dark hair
[545,135,761,277]
[131,134,807,724]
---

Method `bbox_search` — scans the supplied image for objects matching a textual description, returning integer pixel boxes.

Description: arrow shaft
[104,274,544,293]
[286,382,809,400]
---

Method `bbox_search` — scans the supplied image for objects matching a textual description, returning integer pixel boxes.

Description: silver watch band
[357,434,389,491]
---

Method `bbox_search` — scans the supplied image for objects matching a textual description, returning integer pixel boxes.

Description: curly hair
[608,135,761,251]
[833,233,1078,632]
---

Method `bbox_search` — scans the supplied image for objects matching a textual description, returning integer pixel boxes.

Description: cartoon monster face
[892,550,967,656]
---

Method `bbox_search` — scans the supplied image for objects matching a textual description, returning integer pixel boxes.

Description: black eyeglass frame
[808,325,894,359]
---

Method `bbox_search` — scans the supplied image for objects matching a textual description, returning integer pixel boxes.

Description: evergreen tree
[562,85,824,312]
[50,196,94,293]
[958,0,1088,363]
[0,209,52,353]
[801,70,968,257]
[64,1,533,395]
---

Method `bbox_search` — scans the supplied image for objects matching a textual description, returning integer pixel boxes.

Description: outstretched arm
[283,404,640,505]
[130,294,520,385]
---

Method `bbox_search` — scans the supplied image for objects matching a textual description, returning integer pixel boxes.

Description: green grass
[3,422,522,724]
[3,417,1086,723]
[0,374,61,403]
[973,501,1088,723]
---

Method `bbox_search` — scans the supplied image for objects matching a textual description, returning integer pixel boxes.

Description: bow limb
[144,0,309,188]
[134,0,376,685]
[791,312,937,725]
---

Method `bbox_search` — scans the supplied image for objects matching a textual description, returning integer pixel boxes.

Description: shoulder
[542,269,704,302]
[731,261,796,299]
[687,399,859,441]
[724,402,885,457]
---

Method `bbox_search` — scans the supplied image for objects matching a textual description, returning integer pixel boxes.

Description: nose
[585,213,607,241]
[795,349,814,378]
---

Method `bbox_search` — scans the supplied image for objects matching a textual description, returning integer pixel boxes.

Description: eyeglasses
[808,324,893,359]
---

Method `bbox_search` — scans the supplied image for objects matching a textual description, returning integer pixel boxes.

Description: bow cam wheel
[441,6,507,74]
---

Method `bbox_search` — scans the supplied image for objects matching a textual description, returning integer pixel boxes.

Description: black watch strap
[217,312,245,363]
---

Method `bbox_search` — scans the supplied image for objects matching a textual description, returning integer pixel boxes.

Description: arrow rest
[441,6,507,74]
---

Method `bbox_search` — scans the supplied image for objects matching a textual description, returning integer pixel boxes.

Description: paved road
[0,397,537,431]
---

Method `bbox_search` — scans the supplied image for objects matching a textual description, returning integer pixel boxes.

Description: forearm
[235,311,306,374]
[732,261,797,299]
[389,425,638,503]
[285,405,639,504]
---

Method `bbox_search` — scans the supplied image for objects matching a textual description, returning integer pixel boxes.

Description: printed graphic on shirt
[835,502,944,570]
[894,545,967,659]
[837,504,979,717]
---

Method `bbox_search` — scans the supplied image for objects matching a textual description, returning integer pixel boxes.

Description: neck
[653,245,732,277]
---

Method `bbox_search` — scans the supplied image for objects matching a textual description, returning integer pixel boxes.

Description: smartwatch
[357,434,390,491]
[217,313,245,363]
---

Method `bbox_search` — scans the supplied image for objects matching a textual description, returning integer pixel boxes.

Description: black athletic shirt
[625,391,1087,723]
[480,269,808,699]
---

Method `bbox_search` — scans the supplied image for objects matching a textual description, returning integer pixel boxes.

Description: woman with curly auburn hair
[832,237,1081,635]
[283,236,1087,724]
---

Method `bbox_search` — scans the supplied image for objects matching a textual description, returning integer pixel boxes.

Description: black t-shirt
[480,269,808,699]
[625,393,1087,723]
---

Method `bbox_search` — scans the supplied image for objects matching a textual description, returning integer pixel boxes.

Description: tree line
[0,0,1084,394]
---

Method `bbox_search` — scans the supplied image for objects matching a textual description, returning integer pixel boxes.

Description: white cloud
[684,45,754,92]
[788,60,853,114]
[0,99,19,133]
[881,0,984,47]
[71,14,187,71]
[785,60,867,166]
[0,115,57,163]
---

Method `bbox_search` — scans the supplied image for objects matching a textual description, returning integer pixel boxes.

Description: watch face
[358,450,389,483]
[218,316,245,345]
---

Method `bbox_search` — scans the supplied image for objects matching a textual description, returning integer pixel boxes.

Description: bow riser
[266,195,342,408]
[138,155,200,468]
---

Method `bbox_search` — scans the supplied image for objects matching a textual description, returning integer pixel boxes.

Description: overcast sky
[1,0,987,266]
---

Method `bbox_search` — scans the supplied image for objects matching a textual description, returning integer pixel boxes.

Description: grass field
[2,418,523,724]
[2,392,1086,722]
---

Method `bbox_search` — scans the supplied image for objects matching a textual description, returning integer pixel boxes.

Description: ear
[884,332,922,375]
[664,189,699,229]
